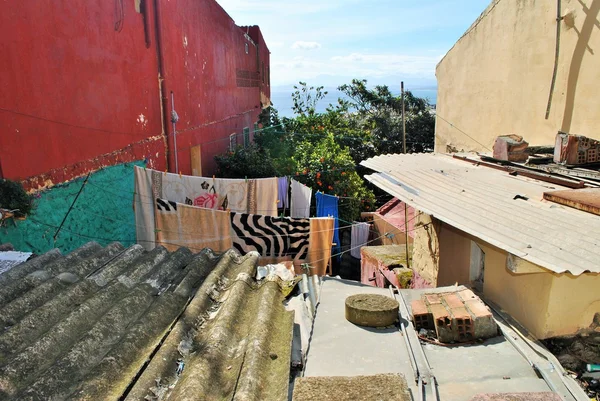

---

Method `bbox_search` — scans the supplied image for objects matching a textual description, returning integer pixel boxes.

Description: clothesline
[86,178,388,209]
[30,214,430,260]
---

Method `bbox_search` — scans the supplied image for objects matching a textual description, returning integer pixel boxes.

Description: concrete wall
[412,215,600,338]
[0,162,144,254]
[435,0,600,153]
[544,271,600,337]
[0,0,165,189]
[410,211,440,287]
[0,0,269,189]
[157,2,270,176]
[437,224,472,287]
[479,242,554,339]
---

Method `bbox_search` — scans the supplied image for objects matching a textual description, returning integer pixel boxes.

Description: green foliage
[291,82,328,117]
[214,144,277,178]
[213,79,434,221]
[0,179,32,217]
[291,134,375,221]
[338,79,435,153]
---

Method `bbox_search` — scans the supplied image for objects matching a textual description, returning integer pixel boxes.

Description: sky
[216,0,491,89]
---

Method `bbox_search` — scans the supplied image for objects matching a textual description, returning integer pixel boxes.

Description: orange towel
[155,199,232,252]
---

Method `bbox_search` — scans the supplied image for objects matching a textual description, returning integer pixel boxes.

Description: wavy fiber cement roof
[362,153,600,275]
[0,242,292,400]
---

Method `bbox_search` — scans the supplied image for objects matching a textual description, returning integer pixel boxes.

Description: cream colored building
[362,153,600,339]
[435,0,600,153]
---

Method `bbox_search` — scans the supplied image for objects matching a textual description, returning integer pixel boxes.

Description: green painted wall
[0,161,145,254]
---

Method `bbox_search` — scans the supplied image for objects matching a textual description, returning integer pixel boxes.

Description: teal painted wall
[0,161,145,254]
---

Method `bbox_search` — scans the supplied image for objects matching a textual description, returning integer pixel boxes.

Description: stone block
[345,294,399,328]
[555,132,600,165]
[442,293,463,309]
[465,299,498,339]
[411,299,433,331]
[424,294,442,305]
[430,303,454,343]
[493,135,529,162]
[450,306,474,342]
[457,288,477,302]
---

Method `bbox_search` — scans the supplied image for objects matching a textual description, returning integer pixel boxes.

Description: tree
[292,134,375,222]
[338,79,435,153]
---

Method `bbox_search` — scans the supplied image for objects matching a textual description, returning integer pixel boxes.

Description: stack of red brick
[411,289,498,343]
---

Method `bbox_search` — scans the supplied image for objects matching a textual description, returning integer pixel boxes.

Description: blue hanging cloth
[315,192,341,259]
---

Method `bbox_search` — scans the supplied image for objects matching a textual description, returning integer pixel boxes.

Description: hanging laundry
[134,166,279,250]
[230,212,309,259]
[277,177,289,210]
[350,222,371,259]
[154,198,335,276]
[213,178,249,212]
[307,218,335,276]
[155,199,233,252]
[290,179,312,218]
[315,192,341,258]
[251,178,279,216]
[134,166,157,250]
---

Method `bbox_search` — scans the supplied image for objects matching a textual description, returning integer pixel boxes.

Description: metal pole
[401,83,411,268]
[171,91,179,173]
[401,81,406,154]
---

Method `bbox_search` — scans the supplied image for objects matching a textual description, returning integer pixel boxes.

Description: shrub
[0,179,32,217]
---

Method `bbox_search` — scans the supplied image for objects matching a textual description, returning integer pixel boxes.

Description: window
[262,62,265,84]
[243,127,250,148]
[229,133,237,151]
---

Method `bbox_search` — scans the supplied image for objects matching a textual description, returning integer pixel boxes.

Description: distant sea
[270,87,437,118]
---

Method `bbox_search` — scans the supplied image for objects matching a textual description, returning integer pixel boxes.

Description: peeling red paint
[0,0,269,186]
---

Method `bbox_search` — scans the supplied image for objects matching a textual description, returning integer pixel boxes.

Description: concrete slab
[303,279,572,401]
[304,278,415,382]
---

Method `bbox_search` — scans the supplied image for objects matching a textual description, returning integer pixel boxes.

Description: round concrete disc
[345,294,399,327]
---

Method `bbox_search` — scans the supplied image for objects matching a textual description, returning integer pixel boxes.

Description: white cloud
[291,41,322,50]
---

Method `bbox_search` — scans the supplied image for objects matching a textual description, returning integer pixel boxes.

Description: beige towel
[134,166,156,250]
[155,199,232,253]
[252,178,279,216]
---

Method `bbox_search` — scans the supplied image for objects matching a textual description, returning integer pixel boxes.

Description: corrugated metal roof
[361,153,600,275]
[0,242,293,400]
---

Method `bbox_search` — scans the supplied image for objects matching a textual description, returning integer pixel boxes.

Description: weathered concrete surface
[469,393,562,401]
[0,243,292,401]
[293,374,411,401]
[345,294,399,328]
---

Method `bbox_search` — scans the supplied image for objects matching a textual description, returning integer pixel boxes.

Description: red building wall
[0,0,270,189]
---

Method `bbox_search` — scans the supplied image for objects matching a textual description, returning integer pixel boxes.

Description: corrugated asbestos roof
[361,153,600,275]
[0,242,293,400]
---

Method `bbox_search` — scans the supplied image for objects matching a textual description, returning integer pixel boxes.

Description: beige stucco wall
[411,211,440,286]
[478,242,554,339]
[435,0,600,153]
[413,217,600,338]
[544,271,600,337]
[437,224,472,286]
[477,241,599,339]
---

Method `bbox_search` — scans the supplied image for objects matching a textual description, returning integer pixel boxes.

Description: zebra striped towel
[155,199,333,274]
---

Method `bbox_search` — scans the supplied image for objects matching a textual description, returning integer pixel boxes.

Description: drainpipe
[153,0,171,171]
[545,0,562,120]
[170,91,179,173]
